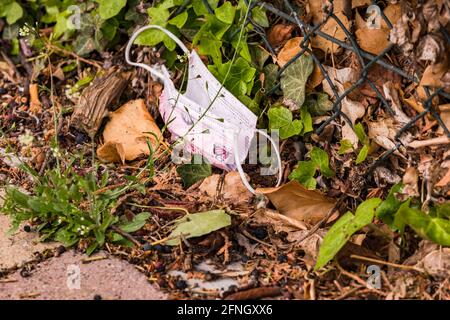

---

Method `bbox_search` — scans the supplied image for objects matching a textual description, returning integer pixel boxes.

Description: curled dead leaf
[405,241,450,277]
[383,81,410,125]
[435,165,450,188]
[277,37,305,67]
[256,180,336,224]
[97,99,163,163]
[367,117,412,156]
[381,3,402,29]
[416,34,447,65]
[29,83,42,114]
[322,66,365,147]
[308,0,371,24]
[437,103,450,136]
[267,24,294,47]
[402,167,420,198]
[402,94,425,113]
[420,63,449,90]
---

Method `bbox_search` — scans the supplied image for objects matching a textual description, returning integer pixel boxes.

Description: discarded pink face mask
[125,25,281,193]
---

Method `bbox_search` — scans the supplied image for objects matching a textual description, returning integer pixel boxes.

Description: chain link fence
[233,0,449,171]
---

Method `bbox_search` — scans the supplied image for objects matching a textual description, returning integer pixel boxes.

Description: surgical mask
[125,25,281,193]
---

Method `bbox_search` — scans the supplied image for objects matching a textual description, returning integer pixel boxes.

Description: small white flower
[80,217,85,221]
[177,54,187,63]
[77,227,81,232]
[18,129,34,146]
[80,231,85,235]
[51,146,62,158]
[19,25,30,37]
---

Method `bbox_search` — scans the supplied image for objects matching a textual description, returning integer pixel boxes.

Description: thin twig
[45,43,103,69]
[350,254,425,273]
[111,225,141,247]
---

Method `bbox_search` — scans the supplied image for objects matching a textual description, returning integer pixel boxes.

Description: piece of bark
[224,286,282,300]
[70,69,132,137]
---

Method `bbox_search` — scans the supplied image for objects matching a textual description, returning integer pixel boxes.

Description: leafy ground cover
[0,0,449,299]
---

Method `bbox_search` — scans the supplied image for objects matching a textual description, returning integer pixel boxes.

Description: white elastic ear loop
[233,129,283,194]
[125,25,190,82]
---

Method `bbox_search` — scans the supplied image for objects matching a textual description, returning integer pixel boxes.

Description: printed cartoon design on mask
[125,25,282,193]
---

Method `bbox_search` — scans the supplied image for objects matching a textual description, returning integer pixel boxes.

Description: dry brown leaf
[311,12,350,54]
[402,94,425,113]
[383,81,410,125]
[402,167,420,197]
[256,180,336,224]
[322,66,365,147]
[419,63,448,93]
[356,28,390,56]
[405,241,450,277]
[354,11,390,55]
[307,63,324,90]
[354,3,402,55]
[198,172,252,203]
[308,0,371,24]
[29,83,42,114]
[355,9,367,30]
[267,24,294,47]
[358,62,402,99]
[97,99,162,163]
[367,117,412,156]
[277,37,304,67]
[437,103,450,136]
[382,3,402,29]
[436,167,450,188]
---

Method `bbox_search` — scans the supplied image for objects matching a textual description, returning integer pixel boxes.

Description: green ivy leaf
[396,202,450,246]
[74,34,96,56]
[356,144,369,164]
[101,18,119,41]
[354,122,368,145]
[300,106,313,134]
[376,183,403,227]
[311,147,334,177]
[435,203,450,219]
[305,93,333,116]
[135,2,182,51]
[251,6,269,28]
[263,64,279,92]
[280,54,314,107]
[166,210,231,245]
[193,14,231,63]
[268,106,303,139]
[176,155,212,188]
[192,0,219,16]
[289,161,317,190]
[168,11,188,28]
[208,57,256,97]
[214,2,235,24]
[315,198,382,270]
[338,139,353,155]
[117,212,151,233]
[97,0,127,20]
[1,1,23,25]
